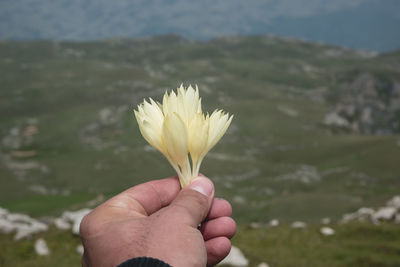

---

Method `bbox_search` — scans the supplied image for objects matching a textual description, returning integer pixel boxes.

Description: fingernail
[189,177,213,197]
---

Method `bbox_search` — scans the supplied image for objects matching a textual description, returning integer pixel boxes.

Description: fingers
[207,198,232,220]
[200,216,236,241]
[205,236,231,266]
[104,176,181,216]
[202,198,235,266]
[166,177,214,228]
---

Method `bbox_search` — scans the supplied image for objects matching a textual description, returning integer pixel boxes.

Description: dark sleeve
[117,257,172,267]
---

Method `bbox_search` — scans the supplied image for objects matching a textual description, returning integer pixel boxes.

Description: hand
[79,176,236,267]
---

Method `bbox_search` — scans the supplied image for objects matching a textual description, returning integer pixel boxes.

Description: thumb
[166,176,214,228]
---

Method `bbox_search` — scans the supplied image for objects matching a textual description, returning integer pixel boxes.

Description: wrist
[117,257,172,267]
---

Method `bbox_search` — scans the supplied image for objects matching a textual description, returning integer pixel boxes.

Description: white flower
[134,85,233,187]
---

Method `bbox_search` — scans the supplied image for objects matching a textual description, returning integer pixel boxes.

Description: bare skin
[80,176,236,267]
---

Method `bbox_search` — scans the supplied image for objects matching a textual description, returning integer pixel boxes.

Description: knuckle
[79,214,92,237]
[79,212,101,238]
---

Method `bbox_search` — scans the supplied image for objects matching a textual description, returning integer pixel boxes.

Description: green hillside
[1,36,400,221]
[0,36,399,266]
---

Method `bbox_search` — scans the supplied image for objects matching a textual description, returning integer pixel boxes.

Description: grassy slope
[0,36,399,266]
[231,223,400,267]
[1,223,399,267]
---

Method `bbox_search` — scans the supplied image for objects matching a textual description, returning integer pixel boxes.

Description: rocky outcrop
[275,165,320,184]
[324,73,400,135]
[323,112,350,128]
[76,244,84,255]
[1,118,39,150]
[0,206,92,240]
[79,106,128,150]
[60,209,92,235]
[341,195,400,224]
[320,226,335,236]
[291,221,307,229]
[34,238,50,256]
[0,208,48,240]
[219,246,249,267]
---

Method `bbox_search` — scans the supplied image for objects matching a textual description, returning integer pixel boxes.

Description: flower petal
[162,113,188,166]
[188,113,209,161]
[206,110,233,152]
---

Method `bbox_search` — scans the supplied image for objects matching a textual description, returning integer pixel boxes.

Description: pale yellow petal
[206,110,233,151]
[188,113,209,161]
[134,109,164,153]
[163,90,178,116]
[142,99,164,127]
[162,113,188,166]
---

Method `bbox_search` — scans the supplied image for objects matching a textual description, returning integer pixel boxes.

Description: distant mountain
[0,0,399,51]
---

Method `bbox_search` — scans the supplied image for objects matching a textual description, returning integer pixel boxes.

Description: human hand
[79,176,236,267]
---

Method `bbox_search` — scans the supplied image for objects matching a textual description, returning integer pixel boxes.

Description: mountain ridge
[0,0,399,51]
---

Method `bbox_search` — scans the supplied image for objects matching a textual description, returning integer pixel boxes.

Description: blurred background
[0,0,400,266]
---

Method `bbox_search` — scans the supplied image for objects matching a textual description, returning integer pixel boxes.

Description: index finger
[105,176,181,216]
